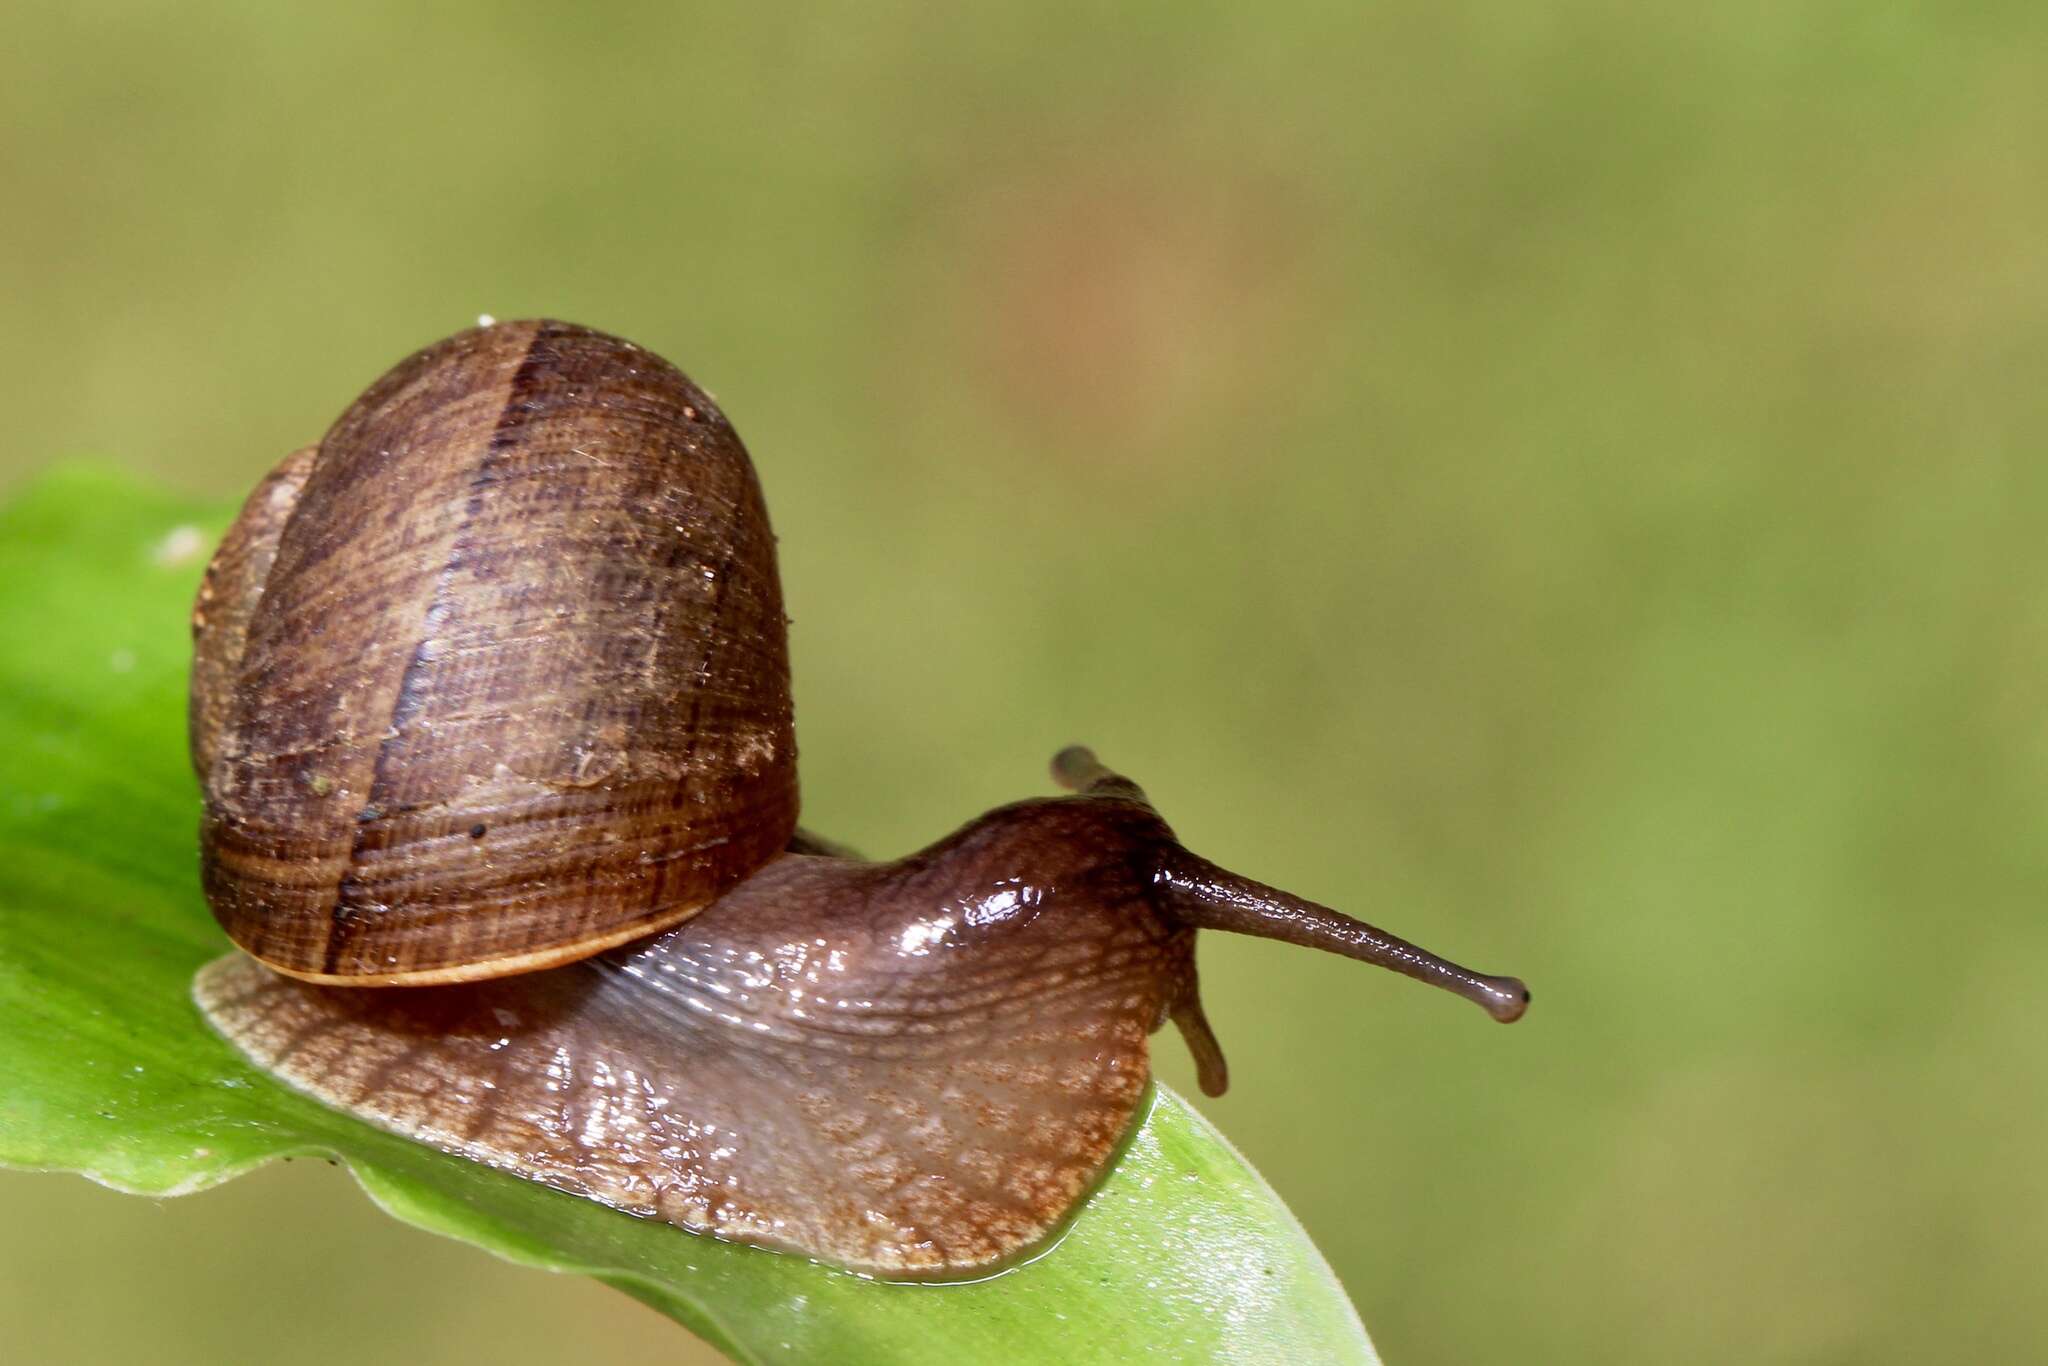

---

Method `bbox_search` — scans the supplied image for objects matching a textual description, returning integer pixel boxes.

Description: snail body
[197,793,1192,1276]
[192,321,1528,1279]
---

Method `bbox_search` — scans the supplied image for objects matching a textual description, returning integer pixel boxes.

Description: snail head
[916,745,1531,1099]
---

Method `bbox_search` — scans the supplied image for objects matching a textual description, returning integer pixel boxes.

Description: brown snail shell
[192,323,1529,1280]
[192,320,797,985]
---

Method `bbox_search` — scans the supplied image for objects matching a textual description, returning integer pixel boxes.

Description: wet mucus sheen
[192,321,1529,1278]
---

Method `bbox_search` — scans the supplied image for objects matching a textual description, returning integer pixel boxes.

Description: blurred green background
[5,2,2046,1362]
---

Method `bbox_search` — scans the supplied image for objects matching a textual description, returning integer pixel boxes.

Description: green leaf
[0,466,1376,1365]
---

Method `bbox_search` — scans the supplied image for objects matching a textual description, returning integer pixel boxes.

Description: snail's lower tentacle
[1170,992,1230,1098]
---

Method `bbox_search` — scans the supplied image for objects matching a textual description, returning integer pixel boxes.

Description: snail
[190,320,1529,1279]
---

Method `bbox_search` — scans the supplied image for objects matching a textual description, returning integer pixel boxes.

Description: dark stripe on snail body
[191,321,1527,1279]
